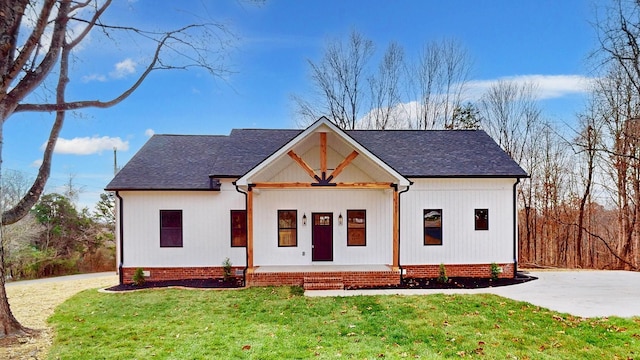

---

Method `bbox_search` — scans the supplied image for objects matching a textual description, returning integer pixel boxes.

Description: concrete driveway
[306,270,640,318]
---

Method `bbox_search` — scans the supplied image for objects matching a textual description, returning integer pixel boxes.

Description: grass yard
[48,287,639,359]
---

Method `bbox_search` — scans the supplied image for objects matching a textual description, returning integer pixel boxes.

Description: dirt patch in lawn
[1,273,117,360]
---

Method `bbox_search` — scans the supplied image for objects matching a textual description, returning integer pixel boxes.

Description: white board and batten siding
[119,180,246,268]
[400,178,517,265]
[252,188,394,266]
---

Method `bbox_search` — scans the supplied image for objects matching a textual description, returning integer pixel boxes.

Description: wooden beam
[247,189,254,269]
[392,189,399,269]
[320,132,327,175]
[252,182,392,189]
[329,150,359,180]
[253,182,313,188]
[288,150,317,180]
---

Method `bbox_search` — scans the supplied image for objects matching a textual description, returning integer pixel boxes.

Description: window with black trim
[424,209,442,246]
[160,210,183,247]
[231,210,247,247]
[278,210,297,247]
[347,210,366,246]
[475,209,489,231]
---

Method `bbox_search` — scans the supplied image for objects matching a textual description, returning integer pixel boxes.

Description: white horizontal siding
[400,178,517,265]
[119,181,246,268]
[253,188,393,266]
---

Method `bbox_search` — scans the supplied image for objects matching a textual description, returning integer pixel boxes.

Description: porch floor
[253,264,393,273]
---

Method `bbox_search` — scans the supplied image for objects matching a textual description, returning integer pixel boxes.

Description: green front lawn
[48,287,639,359]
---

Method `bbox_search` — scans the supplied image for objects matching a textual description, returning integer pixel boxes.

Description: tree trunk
[0,121,31,338]
[0,253,31,338]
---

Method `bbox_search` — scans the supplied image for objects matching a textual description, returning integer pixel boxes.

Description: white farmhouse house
[106,117,528,289]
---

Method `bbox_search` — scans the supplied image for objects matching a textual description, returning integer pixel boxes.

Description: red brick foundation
[121,266,244,284]
[121,263,515,285]
[403,263,515,279]
[247,270,401,287]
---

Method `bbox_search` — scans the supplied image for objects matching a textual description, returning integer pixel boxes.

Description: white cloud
[145,128,155,137]
[465,74,596,101]
[44,136,129,155]
[31,159,43,168]
[82,58,137,83]
[81,73,107,83]
[357,74,597,129]
[110,58,137,79]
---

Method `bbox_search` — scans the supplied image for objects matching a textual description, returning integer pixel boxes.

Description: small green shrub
[437,263,448,283]
[222,257,233,282]
[490,262,501,280]
[132,268,145,286]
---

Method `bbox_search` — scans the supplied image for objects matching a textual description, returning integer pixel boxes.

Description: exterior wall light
[338,213,343,225]
[302,213,307,225]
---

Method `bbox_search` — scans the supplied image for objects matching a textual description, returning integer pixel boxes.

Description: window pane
[279,229,297,246]
[424,209,442,246]
[161,228,182,247]
[231,210,247,247]
[161,210,182,228]
[278,210,297,229]
[475,209,489,231]
[278,210,297,247]
[347,210,366,246]
[160,210,182,247]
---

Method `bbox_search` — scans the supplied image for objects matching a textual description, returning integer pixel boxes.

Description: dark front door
[312,213,333,261]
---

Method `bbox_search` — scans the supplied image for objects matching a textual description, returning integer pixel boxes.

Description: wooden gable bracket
[287,132,360,186]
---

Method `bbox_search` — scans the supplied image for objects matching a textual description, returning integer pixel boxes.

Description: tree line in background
[294,0,640,271]
[1,171,115,279]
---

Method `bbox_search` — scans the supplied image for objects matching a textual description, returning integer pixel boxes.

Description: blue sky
[7,0,598,209]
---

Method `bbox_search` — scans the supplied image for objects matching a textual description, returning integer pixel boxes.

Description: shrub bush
[132,268,145,286]
[490,262,501,280]
[437,263,448,283]
[222,257,233,282]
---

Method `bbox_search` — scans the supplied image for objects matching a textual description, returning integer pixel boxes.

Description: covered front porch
[246,264,401,289]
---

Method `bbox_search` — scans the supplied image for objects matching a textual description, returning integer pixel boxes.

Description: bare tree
[591,66,640,270]
[596,0,640,97]
[592,0,640,270]
[0,0,234,339]
[364,42,405,129]
[480,80,540,164]
[571,104,602,268]
[294,30,375,130]
[407,38,472,129]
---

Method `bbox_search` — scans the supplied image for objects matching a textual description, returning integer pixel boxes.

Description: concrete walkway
[306,270,640,318]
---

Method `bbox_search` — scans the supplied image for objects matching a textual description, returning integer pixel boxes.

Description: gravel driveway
[2,272,118,360]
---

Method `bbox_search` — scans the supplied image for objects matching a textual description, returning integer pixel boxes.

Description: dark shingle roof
[212,129,302,177]
[106,135,227,190]
[106,128,527,190]
[348,130,527,177]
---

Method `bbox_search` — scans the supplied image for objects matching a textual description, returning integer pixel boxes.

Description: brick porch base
[247,269,401,288]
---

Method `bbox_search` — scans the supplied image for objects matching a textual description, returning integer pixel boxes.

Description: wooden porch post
[392,188,399,270]
[247,188,254,269]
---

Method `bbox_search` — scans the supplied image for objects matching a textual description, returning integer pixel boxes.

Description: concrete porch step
[303,276,344,290]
